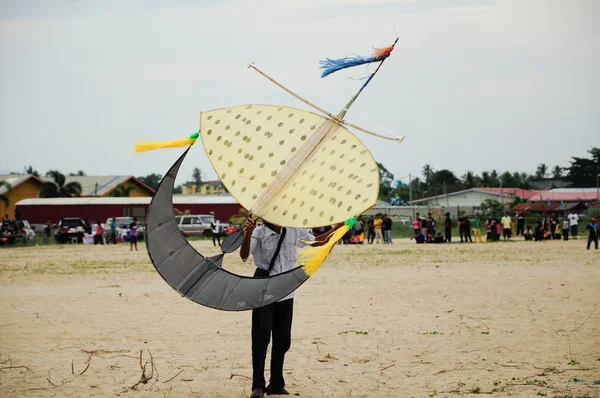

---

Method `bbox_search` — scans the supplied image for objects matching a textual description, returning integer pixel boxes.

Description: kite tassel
[319,55,377,78]
[298,216,357,276]
[135,132,200,153]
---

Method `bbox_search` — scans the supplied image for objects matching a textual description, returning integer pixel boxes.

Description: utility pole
[94,183,98,197]
[409,173,412,205]
[443,181,448,207]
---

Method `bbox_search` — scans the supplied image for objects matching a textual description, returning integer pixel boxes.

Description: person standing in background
[501,213,512,241]
[472,214,482,243]
[94,220,104,245]
[568,210,579,239]
[382,215,392,244]
[129,217,138,251]
[444,212,453,243]
[562,218,570,241]
[366,215,375,244]
[516,212,525,236]
[373,215,383,244]
[109,218,117,244]
[584,218,598,250]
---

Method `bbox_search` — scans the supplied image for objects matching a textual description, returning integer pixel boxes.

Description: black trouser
[367,228,375,243]
[212,232,221,246]
[444,227,451,242]
[571,225,578,239]
[588,235,598,250]
[93,234,104,245]
[516,224,524,236]
[459,227,471,242]
[503,228,511,239]
[252,298,294,392]
[563,228,569,241]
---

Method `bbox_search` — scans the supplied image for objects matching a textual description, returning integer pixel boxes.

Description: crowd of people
[408,209,598,249]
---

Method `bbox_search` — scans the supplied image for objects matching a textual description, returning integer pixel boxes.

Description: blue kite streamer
[319,55,378,78]
[319,44,395,78]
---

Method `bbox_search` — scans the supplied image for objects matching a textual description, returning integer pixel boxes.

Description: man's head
[416,212,420,217]
[383,215,388,220]
[504,212,508,216]
[428,212,432,217]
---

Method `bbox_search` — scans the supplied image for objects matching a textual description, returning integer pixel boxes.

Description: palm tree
[552,165,563,179]
[25,166,40,177]
[0,181,11,208]
[109,183,138,197]
[192,167,203,193]
[462,171,478,188]
[535,163,548,179]
[422,164,434,184]
[40,170,82,198]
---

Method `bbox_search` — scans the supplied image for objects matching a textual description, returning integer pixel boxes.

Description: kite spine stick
[337,37,398,120]
[247,64,402,142]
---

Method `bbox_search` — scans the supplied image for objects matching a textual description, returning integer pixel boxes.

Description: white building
[410,188,540,210]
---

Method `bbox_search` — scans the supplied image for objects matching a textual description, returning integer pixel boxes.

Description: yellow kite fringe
[135,132,200,153]
[298,224,350,277]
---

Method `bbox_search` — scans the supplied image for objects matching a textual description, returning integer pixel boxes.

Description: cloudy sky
[0,0,598,185]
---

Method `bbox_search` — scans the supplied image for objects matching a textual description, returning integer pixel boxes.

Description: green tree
[552,165,563,179]
[192,167,203,192]
[535,163,548,179]
[138,173,162,190]
[480,198,504,216]
[109,183,138,197]
[500,171,517,188]
[462,171,479,188]
[25,166,40,177]
[69,170,86,176]
[564,147,600,187]
[422,164,434,183]
[0,181,11,208]
[40,170,82,198]
[173,185,183,194]
[377,162,394,201]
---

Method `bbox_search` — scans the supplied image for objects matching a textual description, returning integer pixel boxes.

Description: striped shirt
[248,226,315,301]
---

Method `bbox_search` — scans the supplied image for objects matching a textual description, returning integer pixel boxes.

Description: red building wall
[17,203,242,224]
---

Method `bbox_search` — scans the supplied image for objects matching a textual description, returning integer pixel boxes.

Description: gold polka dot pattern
[200,105,378,228]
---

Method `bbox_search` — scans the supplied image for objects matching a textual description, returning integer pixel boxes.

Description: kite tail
[320,45,395,78]
[320,56,377,78]
[135,132,200,153]
[298,217,357,276]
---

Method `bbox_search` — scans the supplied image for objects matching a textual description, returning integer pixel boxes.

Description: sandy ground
[0,239,599,398]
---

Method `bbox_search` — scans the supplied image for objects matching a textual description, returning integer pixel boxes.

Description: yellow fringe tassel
[298,224,350,277]
[134,138,195,153]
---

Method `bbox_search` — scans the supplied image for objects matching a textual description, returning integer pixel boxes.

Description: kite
[138,39,403,310]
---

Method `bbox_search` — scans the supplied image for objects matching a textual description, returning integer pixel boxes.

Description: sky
[0,0,598,185]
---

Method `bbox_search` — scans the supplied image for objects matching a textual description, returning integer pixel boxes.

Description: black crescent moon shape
[145,148,311,311]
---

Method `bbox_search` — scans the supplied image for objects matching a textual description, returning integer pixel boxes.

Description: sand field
[0,239,599,397]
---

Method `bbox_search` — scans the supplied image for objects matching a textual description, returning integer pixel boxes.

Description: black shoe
[266,387,290,395]
[251,388,265,398]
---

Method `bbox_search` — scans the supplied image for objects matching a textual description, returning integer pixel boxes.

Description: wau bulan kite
[136,39,403,311]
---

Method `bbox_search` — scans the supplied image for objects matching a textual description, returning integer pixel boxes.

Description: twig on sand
[463,314,489,331]
[163,369,184,383]
[230,373,252,381]
[433,363,464,375]
[0,365,33,373]
[570,306,597,332]
[380,363,395,372]
[130,349,158,390]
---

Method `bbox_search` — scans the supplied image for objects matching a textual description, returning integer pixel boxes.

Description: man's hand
[240,214,255,261]
[243,216,256,234]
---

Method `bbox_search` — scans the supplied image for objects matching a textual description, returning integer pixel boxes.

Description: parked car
[174,214,215,237]
[55,218,86,243]
[103,217,145,242]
